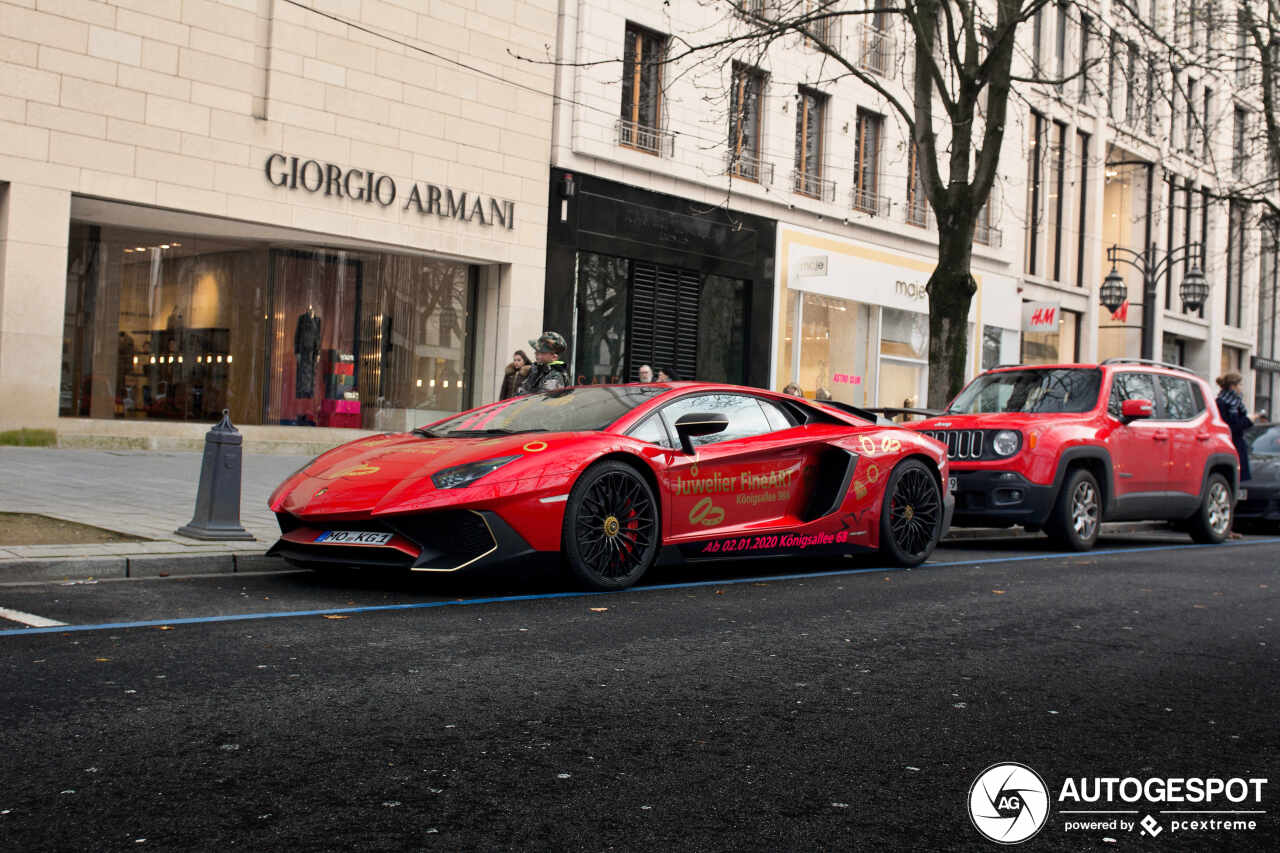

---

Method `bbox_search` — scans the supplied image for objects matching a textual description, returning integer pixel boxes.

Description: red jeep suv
[909,359,1239,550]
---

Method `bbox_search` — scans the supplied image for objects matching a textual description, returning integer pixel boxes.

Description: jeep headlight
[431,455,521,489]
[991,430,1021,457]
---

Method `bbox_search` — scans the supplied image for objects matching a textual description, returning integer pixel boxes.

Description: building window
[1055,2,1068,91]
[728,63,767,181]
[906,144,929,227]
[1184,77,1196,155]
[1124,42,1139,125]
[1259,226,1279,416]
[1234,107,1248,181]
[1075,130,1090,289]
[1144,54,1157,136]
[1024,111,1045,276]
[1046,121,1067,282]
[1107,30,1121,119]
[793,87,827,199]
[1164,174,1178,311]
[852,109,883,214]
[1078,13,1092,104]
[619,24,667,155]
[1201,86,1212,162]
[1033,7,1044,74]
[1226,202,1247,328]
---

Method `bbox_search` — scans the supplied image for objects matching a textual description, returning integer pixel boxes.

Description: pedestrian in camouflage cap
[517,330,571,395]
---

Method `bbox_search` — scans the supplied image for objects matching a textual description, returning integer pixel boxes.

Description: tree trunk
[926,221,978,408]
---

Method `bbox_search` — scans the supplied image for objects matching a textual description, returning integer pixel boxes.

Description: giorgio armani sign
[264,153,515,229]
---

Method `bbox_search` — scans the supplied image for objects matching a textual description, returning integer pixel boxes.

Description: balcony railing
[616,119,675,157]
[974,220,1003,247]
[792,170,836,202]
[904,200,933,228]
[859,24,894,77]
[726,151,775,185]
[851,186,892,217]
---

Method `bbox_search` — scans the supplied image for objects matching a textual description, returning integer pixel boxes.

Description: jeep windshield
[947,368,1102,414]
[418,386,667,435]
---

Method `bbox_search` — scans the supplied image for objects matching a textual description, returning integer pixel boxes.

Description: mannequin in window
[294,305,322,398]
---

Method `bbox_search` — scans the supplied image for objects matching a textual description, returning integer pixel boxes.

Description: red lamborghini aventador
[268,383,954,590]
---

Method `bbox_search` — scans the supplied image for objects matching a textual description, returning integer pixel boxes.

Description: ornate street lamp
[1099,264,1128,314]
[1100,243,1207,360]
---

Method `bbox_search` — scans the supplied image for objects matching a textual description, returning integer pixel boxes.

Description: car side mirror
[1120,398,1154,424]
[674,412,728,455]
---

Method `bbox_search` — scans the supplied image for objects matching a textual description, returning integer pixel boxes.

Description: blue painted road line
[2,537,1278,638]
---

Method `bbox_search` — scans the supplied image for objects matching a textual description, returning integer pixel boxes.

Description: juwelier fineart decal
[967,764,1269,844]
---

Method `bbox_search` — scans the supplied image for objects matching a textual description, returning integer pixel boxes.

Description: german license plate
[948,476,958,493]
[314,530,392,545]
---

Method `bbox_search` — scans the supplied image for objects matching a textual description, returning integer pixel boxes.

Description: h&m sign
[264,153,515,229]
[1022,301,1060,332]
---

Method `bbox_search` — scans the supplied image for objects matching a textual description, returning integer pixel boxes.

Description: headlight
[431,455,521,489]
[991,430,1021,457]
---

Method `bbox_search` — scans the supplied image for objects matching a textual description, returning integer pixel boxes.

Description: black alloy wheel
[562,460,660,590]
[880,458,943,566]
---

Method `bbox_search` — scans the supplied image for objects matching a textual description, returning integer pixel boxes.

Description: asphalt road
[1,533,1277,851]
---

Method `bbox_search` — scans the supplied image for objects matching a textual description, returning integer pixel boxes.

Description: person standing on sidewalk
[517,332,571,395]
[500,350,531,400]
[1216,372,1253,482]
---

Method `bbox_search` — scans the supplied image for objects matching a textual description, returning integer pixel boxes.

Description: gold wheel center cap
[603,516,620,537]
[904,505,915,521]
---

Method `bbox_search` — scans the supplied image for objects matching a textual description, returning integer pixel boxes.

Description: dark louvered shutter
[629,262,699,381]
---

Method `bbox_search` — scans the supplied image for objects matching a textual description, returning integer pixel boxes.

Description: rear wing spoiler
[817,401,894,425]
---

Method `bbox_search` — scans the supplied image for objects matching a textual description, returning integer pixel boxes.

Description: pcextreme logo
[968,763,1050,844]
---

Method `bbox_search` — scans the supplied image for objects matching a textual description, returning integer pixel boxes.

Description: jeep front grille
[923,429,985,460]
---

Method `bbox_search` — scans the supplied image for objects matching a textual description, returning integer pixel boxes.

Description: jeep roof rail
[1099,357,1198,376]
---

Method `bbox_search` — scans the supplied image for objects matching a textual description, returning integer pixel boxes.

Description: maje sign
[265,153,515,229]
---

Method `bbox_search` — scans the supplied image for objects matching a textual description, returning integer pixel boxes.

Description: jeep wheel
[1187,473,1233,544]
[1046,468,1101,551]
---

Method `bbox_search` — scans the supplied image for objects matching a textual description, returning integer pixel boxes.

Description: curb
[0,551,284,584]
[0,522,1177,585]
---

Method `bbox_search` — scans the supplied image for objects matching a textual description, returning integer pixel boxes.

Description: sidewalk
[0,446,1170,583]
[0,446,309,581]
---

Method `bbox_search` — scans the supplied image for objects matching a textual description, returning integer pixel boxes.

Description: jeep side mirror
[1120,398,1154,424]
[674,412,728,455]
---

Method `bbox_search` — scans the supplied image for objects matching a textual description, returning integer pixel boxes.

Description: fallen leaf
[157,626,173,631]
[715,590,724,595]
[1193,604,1207,609]
[324,614,349,620]
[589,607,608,613]
[992,590,1006,595]
[95,658,110,662]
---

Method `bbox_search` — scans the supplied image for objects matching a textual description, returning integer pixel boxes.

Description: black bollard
[176,409,256,541]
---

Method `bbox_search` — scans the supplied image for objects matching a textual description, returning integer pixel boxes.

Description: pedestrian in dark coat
[1216,372,1253,481]
[500,350,531,400]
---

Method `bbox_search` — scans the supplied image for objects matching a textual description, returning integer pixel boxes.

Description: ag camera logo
[969,763,1050,844]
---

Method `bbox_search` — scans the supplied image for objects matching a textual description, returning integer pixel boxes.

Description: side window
[661,393,775,447]
[627,414,674,448]
[1157,375,1201,420]
[1108,372,1157,418]
[760,398,797,432]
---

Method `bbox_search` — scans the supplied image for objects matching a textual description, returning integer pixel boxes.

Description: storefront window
[60,222,476,430]
[1021,308,1079,364]
[878,307,928,407]
[697,275,748,385]
[574,253,630,384]
[780,291,869,403]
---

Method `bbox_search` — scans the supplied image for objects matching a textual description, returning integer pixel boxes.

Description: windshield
[1246,424,1280,456]
[947,368,1102,414]
[422,386,667,435]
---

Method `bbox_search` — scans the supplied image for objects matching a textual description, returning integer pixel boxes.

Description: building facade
[547,0,1279,414]
[0,0,555,446]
